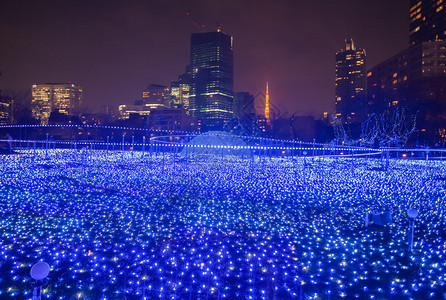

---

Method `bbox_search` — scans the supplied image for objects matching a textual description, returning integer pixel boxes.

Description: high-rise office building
[118,84,169,120]
[32,83,82,125]
[142,84,170,107]
[170,77,190,109]
[186,30,234,128]
[0,91,13,125]
[410,0,446,45]
[335,39,367,123]
[368,40,446,110]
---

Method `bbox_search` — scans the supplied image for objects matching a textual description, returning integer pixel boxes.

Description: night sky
[0,0,409,116]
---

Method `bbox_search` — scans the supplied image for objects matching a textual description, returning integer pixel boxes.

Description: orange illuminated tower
[265,82,270,123]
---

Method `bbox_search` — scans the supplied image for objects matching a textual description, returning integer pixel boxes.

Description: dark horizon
[0,0,409,116]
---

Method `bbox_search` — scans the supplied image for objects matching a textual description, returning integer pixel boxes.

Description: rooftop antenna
[216,21,223,32]
[216,13,231,32]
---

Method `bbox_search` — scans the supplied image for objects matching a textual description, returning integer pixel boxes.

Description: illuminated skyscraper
[410,0,446,45]
[0,91,13,125]
[171,76,190,109]
[187,30,234,128]
[32,83,83,125]
[335,39,367,123]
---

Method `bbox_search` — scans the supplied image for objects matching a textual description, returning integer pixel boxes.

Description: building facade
[31,83,82,125]
[142,84,170,107]
[368,41,446,110]
[0,92,13,125]
[170,79,190,109]
[335,39,367,123]
[118,104,152,120]
[119,84,170,120]
[146,107,197,132]
[410,0,446,45]
[186,30,234,128]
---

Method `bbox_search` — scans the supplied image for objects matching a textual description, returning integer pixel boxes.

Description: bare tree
[360,113,380,146]
[361,107,417,147]
[332,114,351,145]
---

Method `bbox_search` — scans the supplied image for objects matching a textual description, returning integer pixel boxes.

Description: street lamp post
[30,262,50,300]
[45,133,49,158]
[407,208,419,252]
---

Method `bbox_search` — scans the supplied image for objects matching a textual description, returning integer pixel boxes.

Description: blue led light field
[0,150,445,299]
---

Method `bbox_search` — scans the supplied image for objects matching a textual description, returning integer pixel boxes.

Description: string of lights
[0,149,445,299]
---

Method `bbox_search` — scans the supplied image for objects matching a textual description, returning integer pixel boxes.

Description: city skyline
[0,0,408,116]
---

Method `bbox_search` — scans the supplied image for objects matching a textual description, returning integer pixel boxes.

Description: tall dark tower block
[410,0,446,45]
[335,39,367,123]
[187,30,234,128]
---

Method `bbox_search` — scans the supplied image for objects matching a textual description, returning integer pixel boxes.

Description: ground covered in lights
[0,150,446,299]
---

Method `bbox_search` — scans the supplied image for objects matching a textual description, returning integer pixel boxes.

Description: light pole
[45,133,49,158]
[312,138,315,157]
[407,208,418,252]
[30,262,50,300]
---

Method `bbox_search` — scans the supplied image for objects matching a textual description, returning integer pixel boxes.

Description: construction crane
[186,12,205,32]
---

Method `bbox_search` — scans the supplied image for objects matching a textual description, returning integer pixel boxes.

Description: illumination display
[0,149,445,299]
